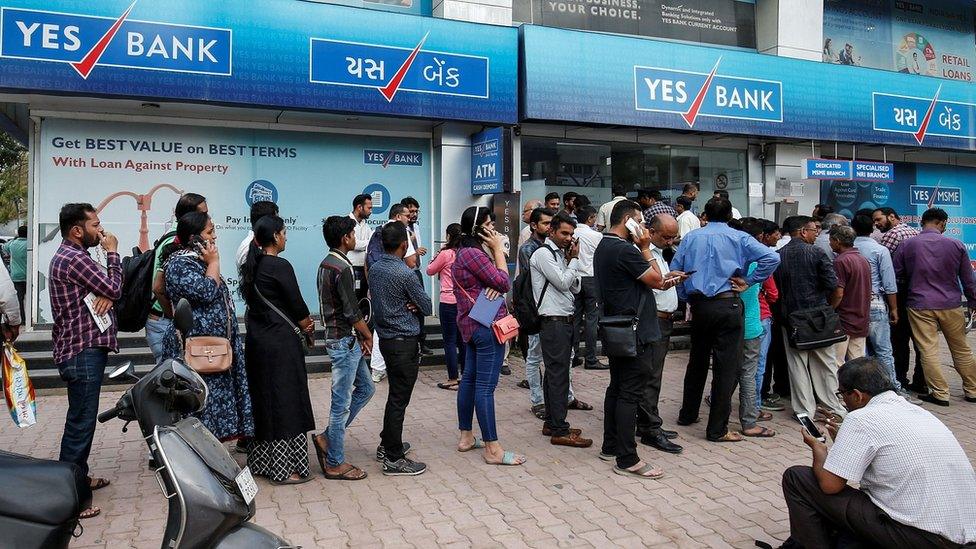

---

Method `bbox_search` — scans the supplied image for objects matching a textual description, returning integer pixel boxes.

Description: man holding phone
[782,356,976,548]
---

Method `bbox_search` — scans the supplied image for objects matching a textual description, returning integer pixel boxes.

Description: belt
[657,311,674,320]
[688,291,737,302]
[541,315,574,323]
[385,336,419,341]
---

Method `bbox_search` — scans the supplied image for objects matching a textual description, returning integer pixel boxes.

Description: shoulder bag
[255,285,313,355]
[787,305,847,350]
[457,280,520,345]
[597,291,647,358]
[184,285,234,374]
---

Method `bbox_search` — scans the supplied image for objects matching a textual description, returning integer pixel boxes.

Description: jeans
[457,325,504,441]
[539,318,574,436]
[866,299,900,391]
[572,277,600,366]
[439,302,465,380]
[756,318,773,409]
[58,348,108,478]
[378,337,420,462]
[526,334,575,407]
[145,316,172,364]
[324,336,376,467]
[637,317,671,436]
[603,344,652,469]
[739,337,761,430]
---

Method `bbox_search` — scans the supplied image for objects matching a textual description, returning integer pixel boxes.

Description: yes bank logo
[633,59,783,127]
[0,3,232,79]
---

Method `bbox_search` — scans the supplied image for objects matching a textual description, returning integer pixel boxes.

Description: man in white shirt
[572,206,605,370]
[675,196,701,239]
[348,193,374,300]
[596,185,627,231]
[783,356,976,548]
[531,212,592,448]
[236,201,279,268]
[636,214,683,455]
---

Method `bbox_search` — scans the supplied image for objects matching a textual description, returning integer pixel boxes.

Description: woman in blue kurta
[159,211,255,442]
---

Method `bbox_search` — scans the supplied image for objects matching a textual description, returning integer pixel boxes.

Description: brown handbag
[184,286,234,374]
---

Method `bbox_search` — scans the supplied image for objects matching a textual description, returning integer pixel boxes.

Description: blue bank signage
[0,0,517,124]
[363,149,423,167]
[910,185,962,207]
[803,159,894,183]
[471,127,505,195]
[521,25,976,151]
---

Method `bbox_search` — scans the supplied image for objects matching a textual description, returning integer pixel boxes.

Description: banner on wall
[823,0,976,82]
[33,118,431,323]
[820,162,976,263]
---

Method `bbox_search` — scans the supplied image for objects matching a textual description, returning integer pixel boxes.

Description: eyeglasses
[834,389,853,399]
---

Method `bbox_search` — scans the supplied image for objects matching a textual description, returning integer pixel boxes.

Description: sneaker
[896,389,922,405]
[383,457,427,476]
[371,370,386,383]
[420,345,434,357]
[375,442,412,462]
[517,379,530,389]
[761,399,786,412]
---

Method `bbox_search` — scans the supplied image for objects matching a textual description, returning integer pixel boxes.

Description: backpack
[115,231,175,332]
[511,246,557,335]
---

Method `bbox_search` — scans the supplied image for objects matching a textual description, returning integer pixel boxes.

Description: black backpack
[511,246,557,335]
[115,231,175,332]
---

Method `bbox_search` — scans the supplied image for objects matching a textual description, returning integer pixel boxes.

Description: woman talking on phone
[158,211,255,443]
[452,206,525,465]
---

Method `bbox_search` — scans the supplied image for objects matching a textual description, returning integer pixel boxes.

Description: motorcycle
[97,298,294,548]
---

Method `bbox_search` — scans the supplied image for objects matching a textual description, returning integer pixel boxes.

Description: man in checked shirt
[48,203,122,520]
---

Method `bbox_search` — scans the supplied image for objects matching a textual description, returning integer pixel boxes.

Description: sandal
[742,426,776,438]
[708,431,744,443]
[88,477,111,491]
[437,380,459,391]
[567,399,593,411]
[458,437,485,452]
[324,463,368,481]
[79,506,101,519]
[270,474,313,485]
[531,404,546,420]
[484,450,526,466]
[758,411,774,422]
[613,462,664,480]
[312,433,329,476]
[598,452,616,462]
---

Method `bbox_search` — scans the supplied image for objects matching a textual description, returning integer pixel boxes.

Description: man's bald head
[647,214,678,249]
[523,199,543,223]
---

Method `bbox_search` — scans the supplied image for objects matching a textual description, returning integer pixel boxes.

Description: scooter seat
[0,450,90,525]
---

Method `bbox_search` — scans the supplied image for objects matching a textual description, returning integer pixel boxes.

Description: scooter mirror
[108,361,134,379]
[174,298,194,335]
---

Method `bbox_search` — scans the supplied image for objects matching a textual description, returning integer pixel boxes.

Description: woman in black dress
[239,215,316,484]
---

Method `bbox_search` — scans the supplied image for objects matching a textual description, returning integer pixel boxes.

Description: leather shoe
[965,396,976,403]
[918,393,950,407]
[676,417,699,426]
[640,433,683,454]
[636,429,678,440]
[550,432,593,448]
[583,361,609,370]
[543,426,581,437]
[661,429,678,439]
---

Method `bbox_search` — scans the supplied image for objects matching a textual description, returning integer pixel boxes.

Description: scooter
[98,298,295,549]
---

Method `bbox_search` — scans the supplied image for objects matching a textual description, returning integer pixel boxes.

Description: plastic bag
[3,342,36,428]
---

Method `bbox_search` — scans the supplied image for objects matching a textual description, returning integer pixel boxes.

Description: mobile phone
[625,218,643,238]
[796,413,826,443]
[188,235,205,251]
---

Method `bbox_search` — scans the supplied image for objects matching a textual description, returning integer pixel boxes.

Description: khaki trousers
[908,308,976,401]
[782,328,846,419]
[833,336,866,368]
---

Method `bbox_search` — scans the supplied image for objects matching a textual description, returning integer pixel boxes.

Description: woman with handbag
[427,223,466,390]
[452,206,525,466]
[239,215,316,485]
[159,212,255,443]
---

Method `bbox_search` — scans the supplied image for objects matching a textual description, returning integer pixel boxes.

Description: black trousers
[13,280,25,321]
[378,337,420,462]
[572,277,601,366]
[679,296,744,441]
[602,343,653,469]
[782,466,958,549]
[637,317,671,436]
[893,285,925,390]
[762,315,791,399]
[540,318,574,436]
[412,271,428,347]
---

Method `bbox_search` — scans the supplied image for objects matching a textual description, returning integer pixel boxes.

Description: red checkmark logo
[927,179,941,209]
[913,84,942,145]
[70,1,137,79]
[378,32,429,103]
[682,57,722,128]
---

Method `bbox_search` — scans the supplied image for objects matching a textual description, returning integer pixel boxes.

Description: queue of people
[29,189,975,547]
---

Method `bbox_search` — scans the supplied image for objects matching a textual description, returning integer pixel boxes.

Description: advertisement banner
[471,127,505,195]
[824,0,976,83]
[34,118,431,323]
[521,24,976,151]
[0,0,517,124]
[820,162,976,262]
[513,0,756,48]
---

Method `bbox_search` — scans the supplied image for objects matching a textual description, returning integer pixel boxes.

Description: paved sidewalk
[3,347,974,548]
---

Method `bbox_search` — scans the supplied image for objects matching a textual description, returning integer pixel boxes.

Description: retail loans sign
[0,4,232,78]
[0,0,517,124]
[634,58,782,127]
[803,159,894,183]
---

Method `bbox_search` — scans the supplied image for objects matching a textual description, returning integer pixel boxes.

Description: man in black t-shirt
[593,200,685,480]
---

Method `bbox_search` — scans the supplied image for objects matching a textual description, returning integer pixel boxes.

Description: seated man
[781,356,976,548]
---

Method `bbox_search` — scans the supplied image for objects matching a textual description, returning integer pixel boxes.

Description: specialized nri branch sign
[0,4,232,78]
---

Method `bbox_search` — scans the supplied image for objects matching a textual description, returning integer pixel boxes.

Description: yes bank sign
[0,6,231,78]
[634,62,782,127]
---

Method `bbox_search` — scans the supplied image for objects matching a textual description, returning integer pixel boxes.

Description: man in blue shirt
[671,198,780,442]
